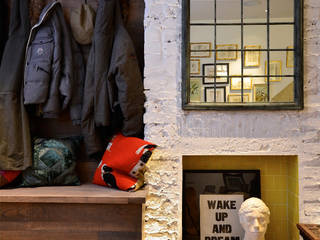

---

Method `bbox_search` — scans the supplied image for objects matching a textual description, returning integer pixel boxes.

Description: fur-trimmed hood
[29,0,45,26]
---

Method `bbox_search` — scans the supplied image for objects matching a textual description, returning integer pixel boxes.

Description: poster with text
[200,194,244,240]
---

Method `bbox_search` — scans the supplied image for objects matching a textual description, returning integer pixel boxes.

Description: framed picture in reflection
[190,42,212,58]
[190,59,200,74]
[286,46,294,68]
[216,44,238,60]
[204,86,226,103]
[230,77,252,90]
[189,77,202,102]
[265,60,282,81]
[228,93,250,103]
[253,84,268,102]
[202,63,229,84]
[244,45,261,67]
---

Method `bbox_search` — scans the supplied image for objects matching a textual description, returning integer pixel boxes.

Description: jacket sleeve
[42,5,73,117]
[109,27,145,137]
[41,12,62,118]
[81,45,104,156]
[69,39,85,125]
[56,5,73,110]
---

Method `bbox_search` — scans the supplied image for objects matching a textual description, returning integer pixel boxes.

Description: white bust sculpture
[238,197,270,240]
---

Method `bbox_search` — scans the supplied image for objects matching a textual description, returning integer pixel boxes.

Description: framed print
[190,59,200,74]
[204,86,226,103]
[228,93,250,103]
[230,77,252,90]
[286,46,294,68]
[189,77,202,102]
[216,44,238,60]
[253,84,268,102]
[183,170,261,239]
[200,194,244,240]
[265,60,282,81]
[190,42,212,58]
[244,45,261,67]
[202,63,229,84]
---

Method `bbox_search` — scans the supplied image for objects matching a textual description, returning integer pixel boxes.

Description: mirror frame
[182,0,304,110]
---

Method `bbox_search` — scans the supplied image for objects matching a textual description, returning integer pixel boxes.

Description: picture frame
[216,44,238,60]
[253,84,268,102]
[228,93,250,103]
[244,45,261,67]
[286,46,294,68]
[265,60,282,81]
[202,63,229,84]
[190,42,212,58]
[183,170,261,239]
[189,77,202,102]
[190,59,200,74]
[204,86,226,103]
[230,76,252,90]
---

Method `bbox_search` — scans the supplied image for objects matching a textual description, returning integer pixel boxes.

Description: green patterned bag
[18,137,81,187]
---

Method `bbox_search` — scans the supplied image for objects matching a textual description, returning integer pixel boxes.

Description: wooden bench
[0,118,147,240]
[0,121,147,240]
[0,160,147,240]
[0,183,146,240]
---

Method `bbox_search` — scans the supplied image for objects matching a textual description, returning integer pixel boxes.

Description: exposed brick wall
[143,0,320,239]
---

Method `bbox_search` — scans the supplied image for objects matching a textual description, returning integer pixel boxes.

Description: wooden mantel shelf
[0,183,147,204]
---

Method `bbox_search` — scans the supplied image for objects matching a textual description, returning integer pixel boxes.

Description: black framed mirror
[182,0,303,110]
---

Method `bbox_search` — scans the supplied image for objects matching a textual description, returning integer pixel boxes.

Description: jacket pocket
[30,34,54,61]
[24,28,54,105]
[24,62,51,104]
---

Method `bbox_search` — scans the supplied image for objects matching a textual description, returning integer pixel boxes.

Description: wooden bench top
[0,183,147,204]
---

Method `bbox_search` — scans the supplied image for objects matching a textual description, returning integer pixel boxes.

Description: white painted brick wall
[143,0,320,239]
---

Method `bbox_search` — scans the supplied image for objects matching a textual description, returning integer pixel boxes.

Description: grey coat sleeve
[56,5,73,110]
[69,39,85,125]
[81,45,104,156]
[41,13,62,118]
[42,5,74,117]
[109,27,145,136]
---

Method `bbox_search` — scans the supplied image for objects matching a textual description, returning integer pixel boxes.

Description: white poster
[200,194,244,240]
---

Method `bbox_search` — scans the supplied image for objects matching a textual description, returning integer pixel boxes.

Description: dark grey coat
[82,0,144,156]
[24,1,84,124]
[0,0,9,65]
[0,0,32,170]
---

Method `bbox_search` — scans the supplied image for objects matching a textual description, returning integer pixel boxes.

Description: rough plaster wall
[143,0,320,239]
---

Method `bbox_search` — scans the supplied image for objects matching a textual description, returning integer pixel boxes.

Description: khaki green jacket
[0,0,32,170]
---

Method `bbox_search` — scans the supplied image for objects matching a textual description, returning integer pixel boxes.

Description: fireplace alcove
[183,155,299,240]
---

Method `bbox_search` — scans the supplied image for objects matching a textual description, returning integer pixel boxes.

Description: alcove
[183,155,299,240]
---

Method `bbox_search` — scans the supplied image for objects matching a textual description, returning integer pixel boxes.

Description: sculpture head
[238,198,270,240]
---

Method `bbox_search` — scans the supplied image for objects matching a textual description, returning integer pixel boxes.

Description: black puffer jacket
[82,0,145,156]
[0,0,32,170]
[24,1,84,124]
